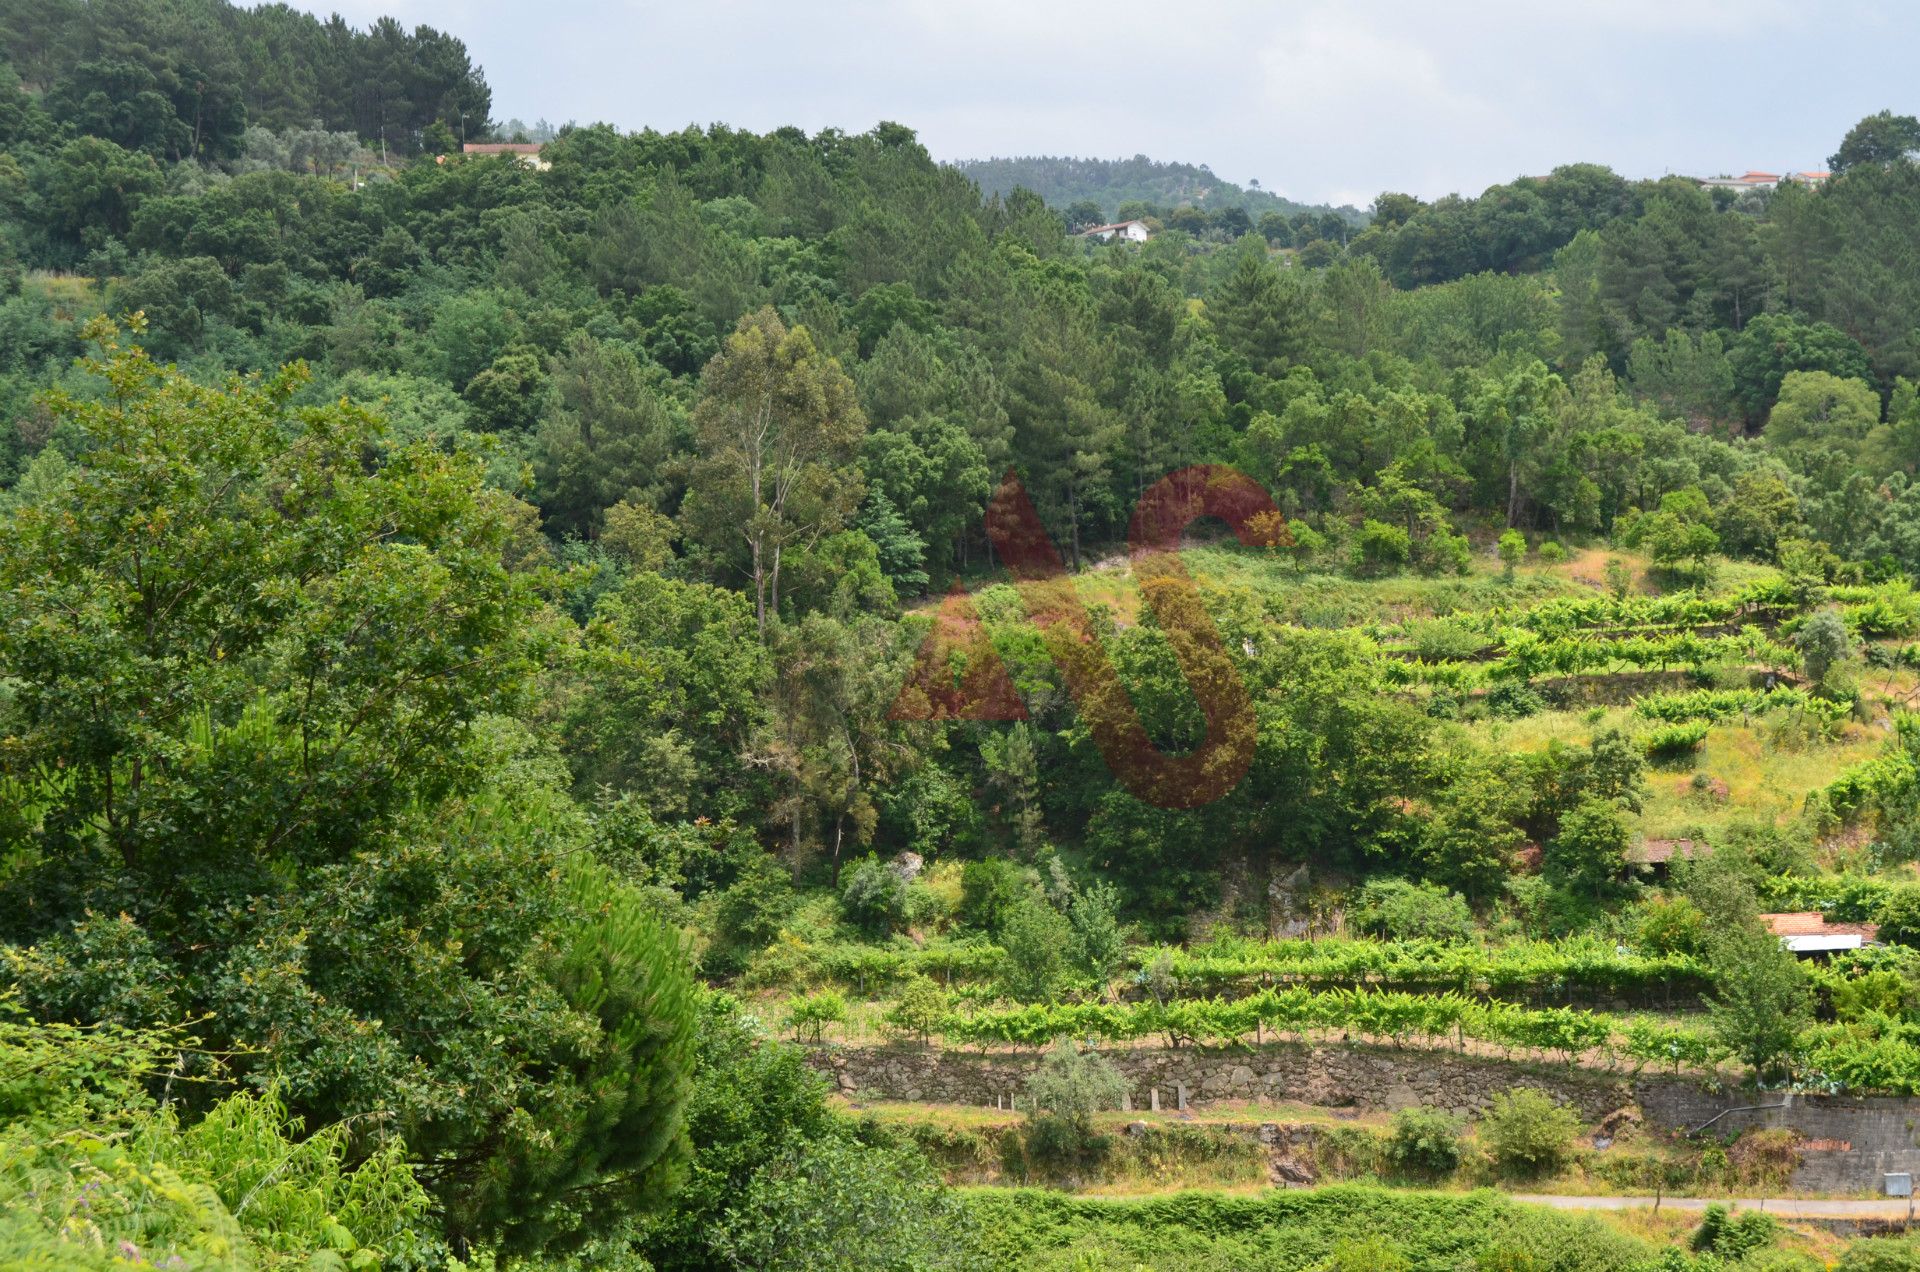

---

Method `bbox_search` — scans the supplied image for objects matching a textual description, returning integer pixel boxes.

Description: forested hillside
[12,3,1920,1268]
[0,0,488,160]
[955,153,1360,227]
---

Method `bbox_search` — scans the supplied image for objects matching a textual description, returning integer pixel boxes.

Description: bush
[1691,1203,1780,1259]
[840,854,908,936]
[1485,681,1546,720]
[1633,894,1709,956]
[1349,878,1476,943]
[1404,617,1494,660]
[1314,1125,1387,1179]
[1875,883,1920,948]
[1327,1235,1411,1271]
[1538,541,1569,565]
[1480,1089,1580,1175]
[1841,1237,1920,1271]
[1643,721,1709,763]
[1385,1106,1463,1176]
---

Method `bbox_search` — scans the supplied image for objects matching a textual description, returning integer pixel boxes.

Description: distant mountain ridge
[952,154,1365,224]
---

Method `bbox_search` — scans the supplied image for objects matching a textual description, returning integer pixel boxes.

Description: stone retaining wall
[806,1041,1644,1121]
[808,1042,1920,1192]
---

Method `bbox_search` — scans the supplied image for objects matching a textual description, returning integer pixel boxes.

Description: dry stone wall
[808,1042,1920,1192]
[806,1041,1642,1120]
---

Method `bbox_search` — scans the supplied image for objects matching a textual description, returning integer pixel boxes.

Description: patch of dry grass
[1472,708,1884,839]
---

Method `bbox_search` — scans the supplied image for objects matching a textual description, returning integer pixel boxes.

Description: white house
[460,142,550,171]
[1077,219,1151,243]
[1697,169,1830,193]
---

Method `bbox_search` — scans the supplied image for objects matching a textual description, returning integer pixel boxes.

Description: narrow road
[1514,1193,1913,1219]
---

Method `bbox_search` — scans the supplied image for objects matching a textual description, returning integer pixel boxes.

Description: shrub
[840,854,908,936]
[1349,878,1475,943]
[1385,1106,1463,1176]
[1480,1089,1580,1175]
[1327,1235,1411,1271]
[1538,541,1569,565]
[1840,1237,1920,1271]
[1498,528,1526,580]
[1485,681,1546,720]
[1633,894,1709,956]
[1352,519,1412,576]
[1314,1124,1387,1179]
[1833,970,1906,1021]
[1643,721,1709,763]
[1690,1203,1780,1259]
[1404,617,1494,660]
[1875,883,1920,948]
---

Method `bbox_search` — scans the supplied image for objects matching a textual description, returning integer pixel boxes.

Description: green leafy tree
[533,333,678,540]
[634,994,981,1271]
[683,306,866,632]
[1067,879,1127,986]
[1830,110,1920,173]
[1732,316,1874,424]
[998,893,1071,1003]
[0,326,701,1256]
[1544,798,1632,896]
[883,974,952,1046]
[1706,928,1813,1081]
[1796,608,1857,699]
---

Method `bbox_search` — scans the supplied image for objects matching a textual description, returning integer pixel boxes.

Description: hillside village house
[1698,169,1829,192]
[1762,911,1880,958]
[1077,218,1151,243]
[456,141,549,170]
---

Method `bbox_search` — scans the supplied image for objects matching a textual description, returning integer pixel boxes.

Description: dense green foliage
[10,3,1920,1265]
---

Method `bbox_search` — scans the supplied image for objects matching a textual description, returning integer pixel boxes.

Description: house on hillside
[1697,169,1828,193]
[1761,911,1880,957]
[460,142,549,170]
[1699,170,1780,192]
[1077,219,1151,243]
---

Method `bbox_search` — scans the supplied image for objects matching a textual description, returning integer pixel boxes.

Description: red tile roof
[464,142,543,155]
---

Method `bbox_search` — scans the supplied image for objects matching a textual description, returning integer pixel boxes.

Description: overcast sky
[303,0,1911,208]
